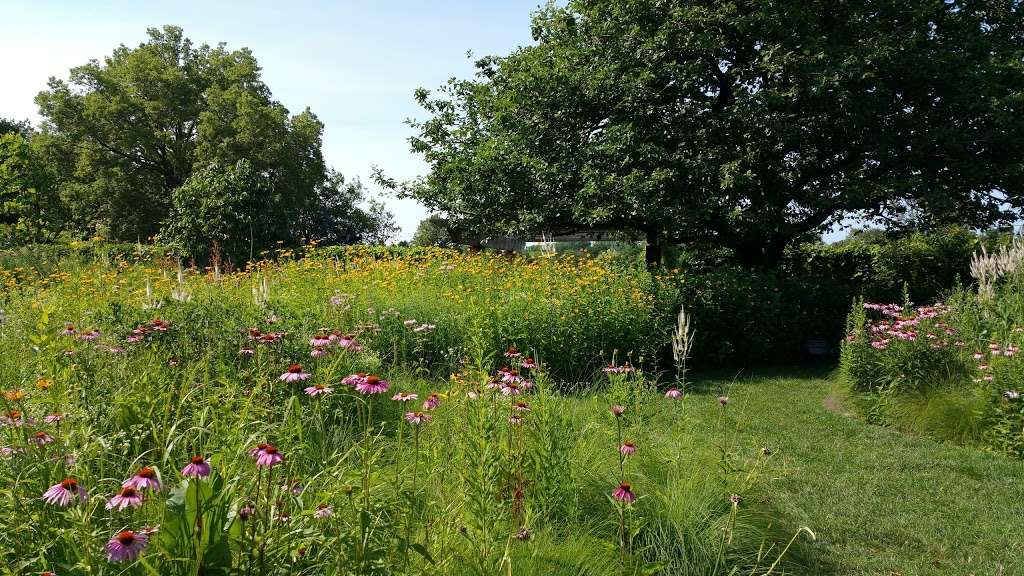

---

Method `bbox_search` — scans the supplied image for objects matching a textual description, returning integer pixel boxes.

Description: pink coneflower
[310,333,331,347]
[61,323,77,336]
[973,351,985,360]
[718,395,729,406]
[665,388,682,399]
[423,393,440,410]
[611,482,636,503]
[609,405,625,417]
[513,400,530,411]
[106,530,148,563]
[282,478,304,495]
[355,375,389,395]
[310,346,329,358]
[1,410,25,426]
[79,329,100,341]
[520,357,537,369]
[340,339,364,353]
[504,346,522,358]
[342,372,368,387]
[403,319,418,328]
[620,441,636,456]
[467,390,480,399]
[392,391,418,402]
[43,478,88,506]
[168,357,179,366]
[255,445,284,468]
[1006,346,1019,357]
[106,486,144,510]
[314,503,334,518]
[501,369,523,383]
[239,345,255,356]
[149,319,170,332]
[249,443,270,459]
[279,364,311,382]
[29,431,54,446]
[501,382,522,396]
[405,411,432,425]
[0,446,24,458]
[181,455,211,478]
[486,378,502,390]
[979,364,990,371]
[304,383,333,396]
[123,467,161,492]
[509,414,524,425]
[45,413,65,423]
[239,504,255,521]
[259,332,282,344]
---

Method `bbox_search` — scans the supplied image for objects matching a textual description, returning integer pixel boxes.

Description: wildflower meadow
[0,247,811,575]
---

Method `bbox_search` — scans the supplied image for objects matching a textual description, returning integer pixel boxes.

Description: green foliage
[840,255,1024,456]
[410,216,458,248]
[29,25,393,254]
[0,132,64,244]
[0,252,805,574]
[399,0,1024,267]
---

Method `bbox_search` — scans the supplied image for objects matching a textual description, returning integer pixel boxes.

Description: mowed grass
[680,367,1024,575]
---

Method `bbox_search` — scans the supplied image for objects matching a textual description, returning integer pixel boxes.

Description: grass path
[686,367,1024,575]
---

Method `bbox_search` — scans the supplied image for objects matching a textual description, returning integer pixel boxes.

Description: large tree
[400,0,1024,267]
[35,25,393,253]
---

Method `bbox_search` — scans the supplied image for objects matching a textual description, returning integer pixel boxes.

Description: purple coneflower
[718,395,729,406]
[314,503,334,518]
[79,329,100,341]
[60,323,77,336]
[255,445,284,468]
[620,441,636,456]
[664,388,682,399]
[504,346,522,358]
[29,431,54,446]
[403,319,417,328]
[423,393,440,410]
[310,333,331,347]
[249,443,270,458]
[355,375,389,395]
[609,405,625,417]
[342,372,368,387]
[106,530,148,563]
[509,414,524,425]
[973,351,985,360]
[501,382,522,396]
[43,478,88,506]
[123,467,161,491]
[106,486,144,510]
[181,455,211,478]
[279,363,311,382]
[310,346,329,358]
[1003,390,1021,400]
[392,391,418,402]
[611,482,636,503]
[238,504,255,521]
[521,357,537,369]
[405,411,432,425]
[513,400,530,411]
[501,369,523,383]
[1,410,25,426]
[239,345,255,356]
[304,383,334,396]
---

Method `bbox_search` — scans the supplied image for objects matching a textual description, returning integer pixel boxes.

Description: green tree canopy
[34,25,393,255]
[400,0,1024,267]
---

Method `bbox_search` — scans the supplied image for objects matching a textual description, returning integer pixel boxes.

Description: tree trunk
[645,231,663,269]
[732,238,787,269]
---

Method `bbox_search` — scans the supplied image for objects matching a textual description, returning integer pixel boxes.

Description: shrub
[840,249,1024,456]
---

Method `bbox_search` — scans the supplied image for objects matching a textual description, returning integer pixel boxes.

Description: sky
[0,0,545,241]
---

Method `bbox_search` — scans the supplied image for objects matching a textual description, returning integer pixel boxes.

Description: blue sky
[0,0,544,240]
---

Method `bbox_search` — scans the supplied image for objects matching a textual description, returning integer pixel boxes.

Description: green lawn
[681,367,1024,575]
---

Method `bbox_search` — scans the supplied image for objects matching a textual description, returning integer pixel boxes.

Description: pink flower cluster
[861,303,953,350]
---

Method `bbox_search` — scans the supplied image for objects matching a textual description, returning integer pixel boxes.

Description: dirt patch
[822,392,848,415]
